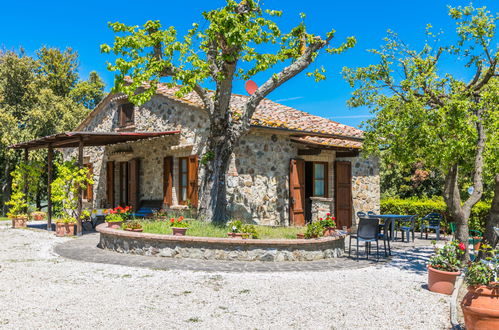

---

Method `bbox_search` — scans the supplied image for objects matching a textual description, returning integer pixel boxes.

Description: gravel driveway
[0,221,449,329]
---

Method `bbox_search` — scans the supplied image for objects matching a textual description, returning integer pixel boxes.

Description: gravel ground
[0,221,449,329]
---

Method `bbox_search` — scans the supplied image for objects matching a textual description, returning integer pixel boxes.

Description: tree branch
[473,57,498,91]
[466,61,482,90]
[241,35,332,125]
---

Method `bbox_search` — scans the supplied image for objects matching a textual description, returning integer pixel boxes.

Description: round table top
[368,214,415,219]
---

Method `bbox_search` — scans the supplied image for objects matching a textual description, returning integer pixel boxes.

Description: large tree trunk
[481,174,499,251]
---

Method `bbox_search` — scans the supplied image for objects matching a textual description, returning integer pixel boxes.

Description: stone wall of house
[310,197,333,222]
[226,132,297,226]
[337,154,380,228]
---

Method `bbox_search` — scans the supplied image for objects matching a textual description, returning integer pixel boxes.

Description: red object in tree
[459,242,466,251]
[245,80,258,95]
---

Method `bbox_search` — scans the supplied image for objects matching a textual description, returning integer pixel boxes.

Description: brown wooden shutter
[187,155,198,208]
[106,161,115,207]
[335,161,352,229]
[86,164,93,201]
[163,156,173,207]
[128,158,140,211]
[289,159,305,226]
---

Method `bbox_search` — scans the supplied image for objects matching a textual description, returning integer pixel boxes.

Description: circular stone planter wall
[96,224,346,262]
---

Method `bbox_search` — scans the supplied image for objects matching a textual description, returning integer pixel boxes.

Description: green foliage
[69,71,105,109]
[55,216,77,224]
[36,46,79,97]
[105,213,123,223]
[51,160,93,220]
[428,240,465,272]
[318,213,336,228]
[228,220,259,238]
[304,221,324,239]
[169,216,189,228]
[5,165,28,218]
[200,151,215,166]
[465,244,498,286]
[123,220,143,230]
[381,197,490,232]
[101,0,355,106]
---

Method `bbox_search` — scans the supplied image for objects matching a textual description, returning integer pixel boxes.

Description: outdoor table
[368,214,416,241]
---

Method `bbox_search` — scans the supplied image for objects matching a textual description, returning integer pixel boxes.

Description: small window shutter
[128,158,140,211]
[187,155,198,208]
[163,157,173,206]
[86,164,93,201]
[106,161,115,207]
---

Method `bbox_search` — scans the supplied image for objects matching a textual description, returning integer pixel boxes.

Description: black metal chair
[357,211,366,218]
[378,219,392,256]
[420,213,443,240]
[349,217,381,261]
[367,211,376,216]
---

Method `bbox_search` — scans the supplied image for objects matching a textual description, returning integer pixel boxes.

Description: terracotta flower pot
[323,227,336,237]
[132,228,143,232]
[296,233,305,239]
[55,222,75,237]
[172,227,188,236]
[11,217,27,228]
[106,221,123,229]
[31,213,45,221]
[227,232,250,239]
[461,284,499,330]
[427,266,460,295]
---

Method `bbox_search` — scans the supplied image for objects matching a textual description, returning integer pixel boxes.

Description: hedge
[380,197,491,233]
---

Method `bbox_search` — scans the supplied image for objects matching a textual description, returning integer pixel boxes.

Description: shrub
[380,197,491,232]
[318,213,336,228]
[228,220,259,239]
[304,221,324,239]
[464,245,498,287]
[428,240,465,272]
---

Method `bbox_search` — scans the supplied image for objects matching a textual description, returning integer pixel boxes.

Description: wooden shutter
[85,164,93,201]
[106,161,115,207]
[128,158,140,211]
[163,157,173,206]
[289,159,305,226]
[187,155,198,208]
[335,161,352,229]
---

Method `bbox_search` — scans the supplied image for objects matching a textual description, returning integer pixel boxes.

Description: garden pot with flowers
[55,217,76,237]
[104,206,131,229]
[227,220,258,239]
[304,221,324,239]
[319,213,337,236]
[6,190,29,229]
[461,245,499,330]
[124,220,143,232]
[170,216,189,236]
[427,240,465,295]
[31,211,46,221]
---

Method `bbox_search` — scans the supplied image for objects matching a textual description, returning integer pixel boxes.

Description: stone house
[72,84,379,228]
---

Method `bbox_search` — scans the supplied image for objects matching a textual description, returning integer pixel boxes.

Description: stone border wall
[96,224,345,262]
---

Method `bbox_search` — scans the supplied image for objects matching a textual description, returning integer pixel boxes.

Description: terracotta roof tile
[155,84,363,149]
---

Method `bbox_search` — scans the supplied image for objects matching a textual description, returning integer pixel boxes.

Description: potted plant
[6,191,28,229]
[304,221,324,239]
[296,233,305,239]
[427,240,465,295]
[55,217,77,237]
[105,211,124,229]
[227,220,258,239]
[31,211,46,221]
[319,213,337,236]
[124,220,143,232]
[170,216,189,236]
[461,245,499,329]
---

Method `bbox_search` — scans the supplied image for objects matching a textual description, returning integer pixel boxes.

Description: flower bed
[96,224,346,262]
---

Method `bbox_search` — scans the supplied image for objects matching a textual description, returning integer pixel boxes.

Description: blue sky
[1,0,497,128]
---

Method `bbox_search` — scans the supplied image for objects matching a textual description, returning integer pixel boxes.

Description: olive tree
[344,4,499,259]
[101,0,355,223]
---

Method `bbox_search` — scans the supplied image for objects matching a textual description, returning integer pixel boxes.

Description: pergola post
[47,146,53,231]
[23,148,29,214]
[76,137,84,236]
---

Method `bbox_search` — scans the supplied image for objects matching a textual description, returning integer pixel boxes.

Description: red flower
[326,213,331,216]
[458,242,466,251]
[319,218,323,221]
[332,217,336,220]
[170,218,174,223]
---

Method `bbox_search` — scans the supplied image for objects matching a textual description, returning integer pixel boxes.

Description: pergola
[10,131,180,235]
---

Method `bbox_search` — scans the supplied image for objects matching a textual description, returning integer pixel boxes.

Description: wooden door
[187,155,198,208]
[163,157,173,207]
[289,159,305,226]
[335,161,352,228]
[119,162,128,206]
[128,158,140,211]
[84,164,93,201]
[106,161,115,207]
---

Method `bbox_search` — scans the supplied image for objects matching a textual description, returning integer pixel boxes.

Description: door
[289,158,305,226]
[119,162,128,206]
[106,161,115,207]
[128,158,140,211]
[335,161,352,229]
[163,157,173,207]
[187,155,198,208]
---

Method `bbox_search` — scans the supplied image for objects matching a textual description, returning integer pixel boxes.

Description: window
[119,103,134,127]
[313,162,328,197]
[178,157,189,204]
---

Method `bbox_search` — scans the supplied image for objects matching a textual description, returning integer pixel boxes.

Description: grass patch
[0,217,9,221]
[138,219,303,239]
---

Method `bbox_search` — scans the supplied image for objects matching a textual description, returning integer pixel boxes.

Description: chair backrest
[367,211,376,216]
[357,211,366,218]
[423,213,442,227]
[357,217,380,240]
